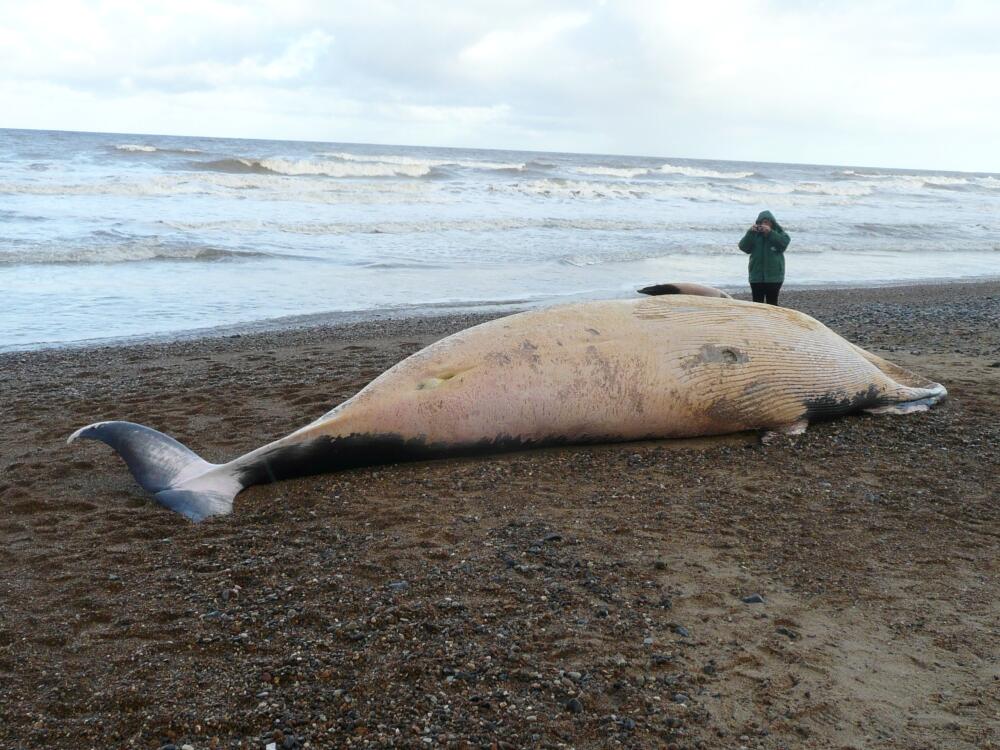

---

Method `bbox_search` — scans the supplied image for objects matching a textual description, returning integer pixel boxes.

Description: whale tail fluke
[68,421,241,522]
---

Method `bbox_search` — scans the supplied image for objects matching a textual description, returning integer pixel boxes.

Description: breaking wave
[115,144,203,154]
[658,163,754,179]
[320,151,527,172]
[836,170,1000,192]
[793,182,875,197]
[573,166,652,178]
[194,157,435,178]
[0,175,444,204]
[572,163,754,180]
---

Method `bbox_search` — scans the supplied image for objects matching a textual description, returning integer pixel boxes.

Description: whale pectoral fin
[761,419,809,444]
[69,420,241,522]
[638,284,681,296]
[637,283,731,298]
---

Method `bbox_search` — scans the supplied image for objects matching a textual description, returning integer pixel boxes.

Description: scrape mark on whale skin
[518,340,543,369]
[699,344,748,365]
[681,344,749,371]
[583,345,646,416]
[416,373,456,390]
[485,351,513,368]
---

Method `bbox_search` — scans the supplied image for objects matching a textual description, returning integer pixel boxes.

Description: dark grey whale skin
[233,431,583,487]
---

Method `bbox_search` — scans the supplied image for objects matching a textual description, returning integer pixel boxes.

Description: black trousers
[750,282,782,305]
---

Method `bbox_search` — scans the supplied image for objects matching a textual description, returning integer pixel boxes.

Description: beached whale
[69,294,946,521]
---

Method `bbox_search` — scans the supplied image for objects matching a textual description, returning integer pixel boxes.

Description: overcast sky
[2,0,999,171]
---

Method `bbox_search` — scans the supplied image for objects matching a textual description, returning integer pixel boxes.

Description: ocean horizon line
[4,125,997,177]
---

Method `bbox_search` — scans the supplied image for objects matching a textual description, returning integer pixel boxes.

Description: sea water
[2,128,998,351]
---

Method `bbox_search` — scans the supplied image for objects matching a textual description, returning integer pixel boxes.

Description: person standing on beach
[739,210,790,304]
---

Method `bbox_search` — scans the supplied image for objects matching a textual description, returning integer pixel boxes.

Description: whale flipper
[637,282,732,298]
[68,421,241,521]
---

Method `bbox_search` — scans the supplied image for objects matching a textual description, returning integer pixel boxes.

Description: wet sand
[1,282,998,749]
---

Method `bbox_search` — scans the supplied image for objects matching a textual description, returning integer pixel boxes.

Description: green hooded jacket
[738,210,790,283]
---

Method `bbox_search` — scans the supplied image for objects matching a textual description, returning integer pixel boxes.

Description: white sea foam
[498,179,657,200]
[878,175,969,193]
[269,157,432,178]
[840,170,974,190]
[0,242,277,265]
[573,166,651,178]
[658,163,753,179]
[0,174,445,204]
[484,179,722,204]
[794,181,875,197]
[203,156,434,178]
[733,182,796,194]
[918,175,968,186]
[0,172,871,208]
[320,151,526,172]
[115,144,203,154]
[159,216,742,236]
[0,178,206,197]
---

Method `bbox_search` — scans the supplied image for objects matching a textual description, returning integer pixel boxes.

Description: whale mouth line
[864,386,947,415]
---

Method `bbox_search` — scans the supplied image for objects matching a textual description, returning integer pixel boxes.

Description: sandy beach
[1,281,998,750]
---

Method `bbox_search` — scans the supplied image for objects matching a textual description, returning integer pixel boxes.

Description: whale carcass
[69,294,946,521]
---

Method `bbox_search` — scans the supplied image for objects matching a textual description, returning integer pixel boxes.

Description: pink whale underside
[279,295,942,449]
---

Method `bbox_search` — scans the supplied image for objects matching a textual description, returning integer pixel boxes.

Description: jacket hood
[756,210,783,232]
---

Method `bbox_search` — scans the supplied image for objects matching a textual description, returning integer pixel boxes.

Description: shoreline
[6,274,1000,356]
[2,279,998,749]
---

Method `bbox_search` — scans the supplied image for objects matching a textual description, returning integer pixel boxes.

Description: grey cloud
[2,1,999,170]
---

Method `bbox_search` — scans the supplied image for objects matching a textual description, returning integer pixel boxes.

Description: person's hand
[750,224,760,232]
[760,224,771,234]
